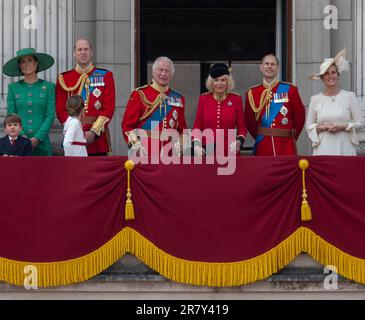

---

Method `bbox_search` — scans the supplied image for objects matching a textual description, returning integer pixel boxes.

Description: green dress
[7,79,55,156]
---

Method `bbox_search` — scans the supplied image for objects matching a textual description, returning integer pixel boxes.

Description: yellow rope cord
[248,88,272,121]
[138,90,164,121]
[58,73,88,93]
[124,160,135,220]
[299,159,312,221]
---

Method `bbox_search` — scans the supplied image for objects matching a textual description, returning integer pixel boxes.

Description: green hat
[2,48,54,77]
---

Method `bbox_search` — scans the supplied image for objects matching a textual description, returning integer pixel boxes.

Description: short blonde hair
[205,74,235,93]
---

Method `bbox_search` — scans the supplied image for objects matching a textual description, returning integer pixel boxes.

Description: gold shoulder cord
[138,90,164,121]
[58,73,88,94]
[248,88,272,121]
[58,73,90,109]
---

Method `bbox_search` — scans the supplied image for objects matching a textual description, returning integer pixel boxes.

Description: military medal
[172,110,178,120]
[280,106,288,116]
[93,88,102,98]
[280,106,289,125]
[94,100,102,110]
[274,92,289,103]
[169,119,175,128]
[168,96,181,107]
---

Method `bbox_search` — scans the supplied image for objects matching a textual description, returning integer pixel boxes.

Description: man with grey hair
[122,56,187,156]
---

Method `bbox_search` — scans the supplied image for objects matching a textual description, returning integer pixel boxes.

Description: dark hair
[261,53,280,65]
[18,55,39,74]
[4,113,22,126]
[66,95,84,117]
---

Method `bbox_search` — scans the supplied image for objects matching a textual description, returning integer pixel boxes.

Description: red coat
[56,67,115,154]
[244,82,305,156]
[122,83,187,149]
[192,92,247,153]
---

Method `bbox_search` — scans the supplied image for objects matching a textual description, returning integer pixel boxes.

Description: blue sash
[141,90,183,131]
[253,83,290,154]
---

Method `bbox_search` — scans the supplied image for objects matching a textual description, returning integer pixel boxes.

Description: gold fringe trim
[0,229,129,287]
[126,227,303,287]
[301,227,365,284]
[2,227,365,287]
[126,227,365,286]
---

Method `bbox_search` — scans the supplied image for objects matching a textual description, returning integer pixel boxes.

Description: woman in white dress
[306,48,364,155]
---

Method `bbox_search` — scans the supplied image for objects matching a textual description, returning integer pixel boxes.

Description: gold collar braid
[150,79,169,94]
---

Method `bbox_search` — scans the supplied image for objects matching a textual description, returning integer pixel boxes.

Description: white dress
[63,116,88,157]
[306,90,364,155]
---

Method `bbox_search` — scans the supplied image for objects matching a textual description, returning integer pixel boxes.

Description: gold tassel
[299,159,312,221]
[124,160,135,220]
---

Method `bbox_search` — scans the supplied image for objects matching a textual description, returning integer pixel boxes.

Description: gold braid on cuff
[91,116,109,136]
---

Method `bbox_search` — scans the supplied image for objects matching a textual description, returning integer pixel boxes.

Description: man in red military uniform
[56,38,115,156]
[244,54,305,156]
[122,56,187,157]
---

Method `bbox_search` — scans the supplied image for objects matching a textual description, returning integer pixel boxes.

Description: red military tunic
[244,81,305,156]
[192,92,247,154]
[56,65,115,155]
[122,81,187,151]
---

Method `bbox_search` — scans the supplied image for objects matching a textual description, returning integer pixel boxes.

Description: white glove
[229,140,241,153]
[131,141,148,157]
[173,140,182,156]
[194,145,205,157]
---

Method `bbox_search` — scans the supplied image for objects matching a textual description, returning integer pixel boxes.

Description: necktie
[10,139,15,146]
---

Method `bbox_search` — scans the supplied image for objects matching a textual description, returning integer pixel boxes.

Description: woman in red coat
[192,63,247,156]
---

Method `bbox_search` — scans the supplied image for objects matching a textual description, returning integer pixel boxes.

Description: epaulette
[60,69,74,76]
[170,87,183,96]
[134,84,149,92]
[281,81,296,87]
[229,92,241,96]
[94,67,109,72]
[201,92,211,96]
[248,84,262,90]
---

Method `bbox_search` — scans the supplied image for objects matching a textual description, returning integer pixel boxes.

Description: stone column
[295,0,331,156]
[0,0,74,154]
[353,0,365,153]
[92,0,132,155]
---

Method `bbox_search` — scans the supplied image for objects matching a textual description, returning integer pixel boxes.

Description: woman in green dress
[3,48,55,155]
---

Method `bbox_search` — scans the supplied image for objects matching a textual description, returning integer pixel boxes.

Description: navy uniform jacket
[0,135,32,156]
